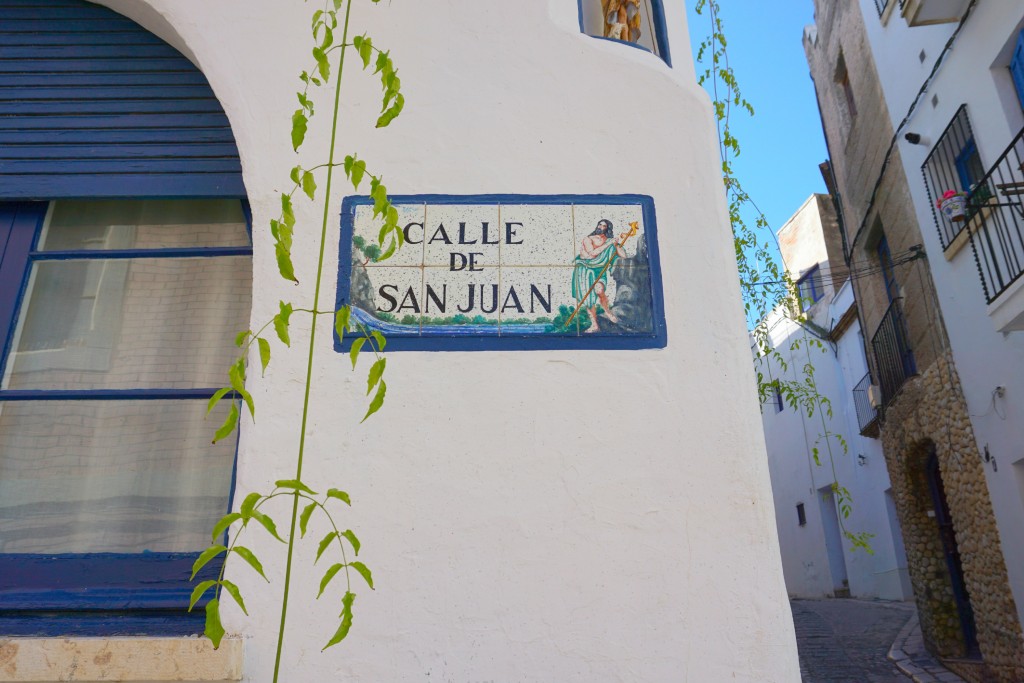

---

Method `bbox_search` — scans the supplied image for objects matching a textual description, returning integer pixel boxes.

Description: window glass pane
[3,256,251,390]
[40,200,249,251]
[0,399,237,554]
[580,0,662,57]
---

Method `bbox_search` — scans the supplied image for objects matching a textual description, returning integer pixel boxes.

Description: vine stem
[272,0,354,679]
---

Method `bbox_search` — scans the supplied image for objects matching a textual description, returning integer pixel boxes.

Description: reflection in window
[0,200,252,556]
[578,0,670,65]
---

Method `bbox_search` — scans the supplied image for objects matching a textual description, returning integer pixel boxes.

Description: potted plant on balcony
[937,189,968,222]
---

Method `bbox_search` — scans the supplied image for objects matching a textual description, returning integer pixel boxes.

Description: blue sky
[684,2,828,239]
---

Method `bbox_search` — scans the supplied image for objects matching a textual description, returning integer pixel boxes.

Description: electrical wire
[741,248,924,288]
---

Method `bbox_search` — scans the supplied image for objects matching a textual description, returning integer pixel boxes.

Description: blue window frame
[0,200,251,636]
[1011,29,1024,111]
[576,0,672,67]
[796,264,825,308]
[877,235,899,303]
[954,138,983,193]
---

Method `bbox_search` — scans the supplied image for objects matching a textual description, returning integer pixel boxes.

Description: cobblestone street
[792,599,915,683]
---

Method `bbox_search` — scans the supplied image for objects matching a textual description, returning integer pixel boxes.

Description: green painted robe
[572,243,617,308]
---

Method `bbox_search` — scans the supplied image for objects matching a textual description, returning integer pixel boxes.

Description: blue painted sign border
[334,193,668,352]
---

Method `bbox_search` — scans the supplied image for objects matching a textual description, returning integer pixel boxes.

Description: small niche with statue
[578,0,671,65]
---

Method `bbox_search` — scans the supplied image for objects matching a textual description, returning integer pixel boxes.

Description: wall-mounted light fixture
[904,132,926,145]
[857,454,868,466]
[983,444,998,472]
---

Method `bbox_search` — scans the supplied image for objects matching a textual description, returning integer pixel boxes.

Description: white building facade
[0,1,802,682]
[759,195,911,602]
[857,0,1024,640]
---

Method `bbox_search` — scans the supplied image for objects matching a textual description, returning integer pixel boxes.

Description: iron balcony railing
[922,104,982,250]
[965,125,1024,304]
[871,298,917,406]
[852,372,878,435]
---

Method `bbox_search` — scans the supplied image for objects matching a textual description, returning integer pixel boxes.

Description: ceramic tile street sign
[335,194,667,351]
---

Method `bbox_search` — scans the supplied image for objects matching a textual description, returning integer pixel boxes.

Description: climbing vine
[694,0,872,552]
[189,0,407,677]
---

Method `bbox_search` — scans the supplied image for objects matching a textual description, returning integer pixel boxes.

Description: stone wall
[881,350,1024,683]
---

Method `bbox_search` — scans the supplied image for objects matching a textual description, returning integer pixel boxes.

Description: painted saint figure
[572,219,626,332]
[602,0,642,43]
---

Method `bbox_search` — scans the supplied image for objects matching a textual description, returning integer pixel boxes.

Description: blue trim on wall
[0,388,231,401]
[575,0,673,67]
[334,193,668,352]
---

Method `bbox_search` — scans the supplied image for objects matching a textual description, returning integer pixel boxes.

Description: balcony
[963,125,1024,331]
[852,372,879,437]
[900,0,970,26]
[871,298,917,406]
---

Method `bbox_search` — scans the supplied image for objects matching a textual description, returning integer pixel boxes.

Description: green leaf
[228,357,245,392]
[376,237,397,263]
[275,479,317,495]
[274,301,293,346]
[232,546,268,581]
[238,387,255,421]
[366,358,386,395]
[275,240,297,283]
[374,49,389,74]
[234,330,250,347]
[291,109,308,152]
[318,563,345,598]
[341,529,361,556]
[240,491,262,520]
[302,171,317,200]
[313,46,330,81]
[370,330,387,351]
[376,93,405,128]
[289,165,302,185]
[327,488,351,505]
[316,531,339,563]
[205,598,226,649]
[358,35,373,68]
[320,25,334,50]
[350,159,366,190]
[361,380,386,423]
[322,592,355,650]
[189,580,217,611]
[281,193,295,228]
[207,387,231,415]
[219,579,248,616]
[349,336,366,369]
[257,337,271,376]
[349,561,374,590]
[191,545,227,579]
[334,306,350,342]
[299,501,317,538]
[212,402,239,444]
[311,9,324,29]
[251,510,285,543]
[211,511,243,542]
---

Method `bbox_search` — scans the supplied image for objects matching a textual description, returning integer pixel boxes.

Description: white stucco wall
[92,1,801,681]
[857,0,1024,629]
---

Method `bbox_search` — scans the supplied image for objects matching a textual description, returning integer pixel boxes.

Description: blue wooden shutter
[0,0,244,199]
[1012,29,1024,111]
